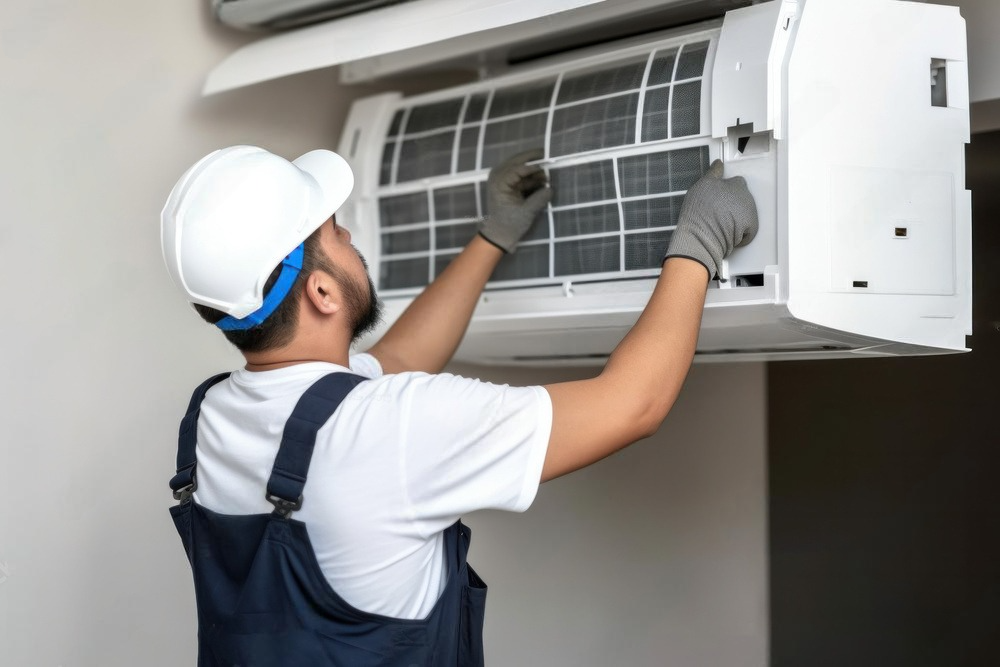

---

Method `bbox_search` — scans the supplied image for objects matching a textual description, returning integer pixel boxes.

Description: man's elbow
[632,412,664,441]
[599,375,680,442]
[631,394,679,440]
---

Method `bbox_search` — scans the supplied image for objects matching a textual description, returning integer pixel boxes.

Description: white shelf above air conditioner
[203,0,751,94]
[334,0,971,365]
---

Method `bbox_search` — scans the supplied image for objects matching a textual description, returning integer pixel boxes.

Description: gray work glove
[479,149,552,253]
[664,159,759,279]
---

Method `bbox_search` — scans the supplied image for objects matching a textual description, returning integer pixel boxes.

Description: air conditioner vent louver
[375,36,715,294]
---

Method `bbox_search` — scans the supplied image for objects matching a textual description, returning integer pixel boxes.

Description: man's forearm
[602,257,708,430]
[540,257,708,481]
[367,235,503,374]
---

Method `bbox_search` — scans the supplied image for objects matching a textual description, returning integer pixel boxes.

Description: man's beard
[348,272,383,343]
[341,248,383,344]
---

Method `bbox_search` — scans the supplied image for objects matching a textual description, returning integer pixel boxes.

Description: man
[161,145,757,666]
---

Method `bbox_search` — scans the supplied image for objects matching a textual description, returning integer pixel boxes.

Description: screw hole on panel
[853,281,869,288]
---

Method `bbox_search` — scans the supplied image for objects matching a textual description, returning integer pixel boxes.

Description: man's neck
[243,338,352,372]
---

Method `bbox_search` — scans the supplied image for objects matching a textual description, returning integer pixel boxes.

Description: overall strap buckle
[265,372,367,520]
[170,372,232,506]
[266,493,302,518]
[169,465,199,505]
[173,477,197,504]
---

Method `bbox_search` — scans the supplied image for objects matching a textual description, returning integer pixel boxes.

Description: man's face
[316,216,383,342]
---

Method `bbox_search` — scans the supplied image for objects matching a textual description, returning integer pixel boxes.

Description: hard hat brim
[293,149,355,236]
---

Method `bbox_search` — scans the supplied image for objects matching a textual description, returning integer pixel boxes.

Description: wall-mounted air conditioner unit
[336,0,971,365]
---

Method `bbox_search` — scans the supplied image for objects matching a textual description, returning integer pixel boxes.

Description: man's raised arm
[367,151,551,374]
[541,160,759,481]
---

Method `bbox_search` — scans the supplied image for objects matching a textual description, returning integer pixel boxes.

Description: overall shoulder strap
[169,372,232,502]
[266,372,367,517]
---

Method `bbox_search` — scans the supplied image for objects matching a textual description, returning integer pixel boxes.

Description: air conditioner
[334,0,971,365]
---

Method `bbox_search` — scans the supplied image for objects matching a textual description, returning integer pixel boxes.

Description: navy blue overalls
[169,372,488,666]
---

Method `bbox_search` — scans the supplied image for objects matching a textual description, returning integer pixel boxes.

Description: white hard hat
[161,145,354,323]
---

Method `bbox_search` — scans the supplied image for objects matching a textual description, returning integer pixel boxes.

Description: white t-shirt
[191,353,552,620]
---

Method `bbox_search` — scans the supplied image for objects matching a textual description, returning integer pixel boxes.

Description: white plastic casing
[337,0,971,365]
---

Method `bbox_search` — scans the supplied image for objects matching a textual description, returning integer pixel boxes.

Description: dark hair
[193,227,334,353]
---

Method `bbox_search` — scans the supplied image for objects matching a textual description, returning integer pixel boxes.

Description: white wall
[459,363,768,667]
[0,2,766,665]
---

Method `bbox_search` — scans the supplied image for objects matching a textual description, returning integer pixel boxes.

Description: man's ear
[303,270,342,315]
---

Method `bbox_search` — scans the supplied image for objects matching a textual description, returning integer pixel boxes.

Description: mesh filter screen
[550,94,640,156]
[626,231,672,269]
[433,184,478,220]
[647,48,679,86]
[675,42,710,80]
[671,81,703,137]
[555,237,621,276]
[492,244,550,281]
[406,100,464,133]
[549,161,617,206]
[434,222,479,250]
[379,192,428,227]
[618,146,710,196]
[482,114,548,168]
[397,131,454,182]
[553,204,621,237]
[464,94,488,122]
[457,128,480,172]
[381,229,429,255]
[374,35,715,292]
[379,257,427,290]
[622,196,683,230]
[490,81,556,117]
[557,58,648,104]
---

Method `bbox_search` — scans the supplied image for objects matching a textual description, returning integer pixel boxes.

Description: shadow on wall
[767,131,1000,667]
[447,361,769,667]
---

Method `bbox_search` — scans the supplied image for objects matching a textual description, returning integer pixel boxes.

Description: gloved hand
[479,149,552,253]
[664,159,759,280]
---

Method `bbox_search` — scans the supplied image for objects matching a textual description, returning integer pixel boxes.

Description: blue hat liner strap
[216,243,305,331]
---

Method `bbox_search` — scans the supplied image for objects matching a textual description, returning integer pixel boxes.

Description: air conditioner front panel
[344,26,778,295]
